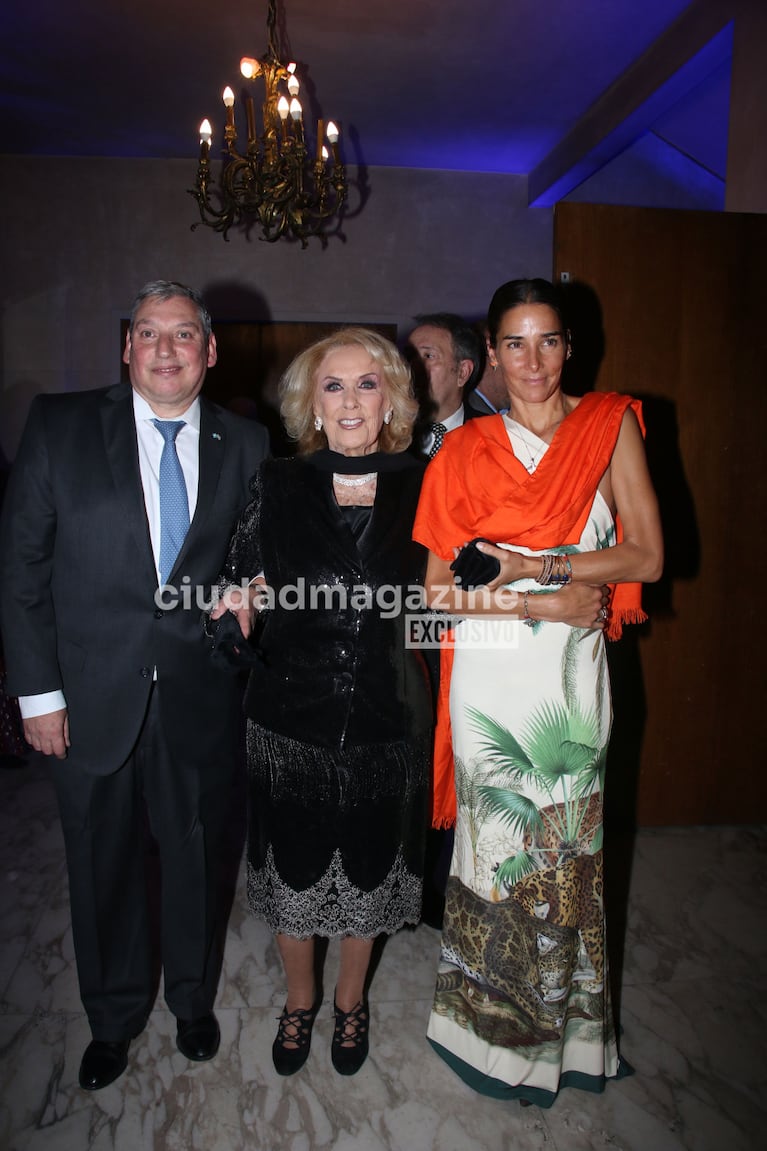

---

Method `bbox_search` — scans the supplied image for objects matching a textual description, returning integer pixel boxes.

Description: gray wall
[0,156,553,461]
[0,141,736,463]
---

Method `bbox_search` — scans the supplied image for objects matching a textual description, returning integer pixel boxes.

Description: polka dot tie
[429,422,447,459]
[152,420,190,586]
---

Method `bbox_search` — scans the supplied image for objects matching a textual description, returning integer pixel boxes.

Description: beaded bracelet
[522,589,535,626]
[538,554,554,585]
[537,553,572,586]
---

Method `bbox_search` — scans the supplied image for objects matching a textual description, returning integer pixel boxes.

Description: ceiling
[2,0,731,196]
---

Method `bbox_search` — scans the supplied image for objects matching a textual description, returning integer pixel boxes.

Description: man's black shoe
[176,1014,220,1061]
[78,1039,130,1091]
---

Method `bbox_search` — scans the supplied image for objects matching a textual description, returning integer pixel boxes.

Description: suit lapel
[100,385,157,585]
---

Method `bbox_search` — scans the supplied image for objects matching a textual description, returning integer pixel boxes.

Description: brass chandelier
[189,0,347,247]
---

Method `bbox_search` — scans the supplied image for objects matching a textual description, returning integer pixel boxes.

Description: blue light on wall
[531,23,734,209]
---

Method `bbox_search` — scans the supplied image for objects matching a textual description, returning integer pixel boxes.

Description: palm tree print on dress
[466,619,609,895]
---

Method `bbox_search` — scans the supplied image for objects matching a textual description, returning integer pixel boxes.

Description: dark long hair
[487,278,567,345]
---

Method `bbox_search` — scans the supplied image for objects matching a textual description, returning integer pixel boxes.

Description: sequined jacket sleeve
[219,467,265,586]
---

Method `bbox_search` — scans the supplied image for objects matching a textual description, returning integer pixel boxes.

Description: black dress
[221,453,433,938]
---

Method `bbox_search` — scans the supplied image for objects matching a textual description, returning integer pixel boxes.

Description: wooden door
[554,202,767,825]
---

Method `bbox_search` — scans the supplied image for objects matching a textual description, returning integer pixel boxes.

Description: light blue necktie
[152,419,190,585]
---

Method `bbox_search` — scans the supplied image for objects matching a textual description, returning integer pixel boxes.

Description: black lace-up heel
[272,1001,320,1075]
[331,998,370,1075]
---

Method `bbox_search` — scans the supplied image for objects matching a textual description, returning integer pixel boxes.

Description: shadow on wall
[119,280,398,458]
[560,279,701,603]
[557,282,701,1030]
[0,381,49,464]
[580,297,702,1035]
[559,279,605,397]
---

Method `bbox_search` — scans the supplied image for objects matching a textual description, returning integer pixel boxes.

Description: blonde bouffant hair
[279,326,418,454]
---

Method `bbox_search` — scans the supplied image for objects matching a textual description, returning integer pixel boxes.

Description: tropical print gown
[426,416,629,1107]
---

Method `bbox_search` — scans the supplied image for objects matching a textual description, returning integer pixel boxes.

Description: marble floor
[1,756,765,1151]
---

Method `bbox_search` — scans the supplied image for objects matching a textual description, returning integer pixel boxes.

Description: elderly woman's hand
[210,579,269,639]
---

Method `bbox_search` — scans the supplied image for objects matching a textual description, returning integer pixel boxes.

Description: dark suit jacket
[0,384,269,776]
[466,389,500,416]
[462,399,489,422]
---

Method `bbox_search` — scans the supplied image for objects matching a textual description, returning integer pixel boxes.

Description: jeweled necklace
[505,419,546,474]
[516,430,545,474]
[333,471,377,487]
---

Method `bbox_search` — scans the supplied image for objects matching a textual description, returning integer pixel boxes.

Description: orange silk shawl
[412,391,647,828]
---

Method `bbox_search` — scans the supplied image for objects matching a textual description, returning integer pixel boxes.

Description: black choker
[306,449,419,474]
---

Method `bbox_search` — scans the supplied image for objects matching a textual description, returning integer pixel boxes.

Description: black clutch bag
[449,538,502,589]
[208,610,263,671]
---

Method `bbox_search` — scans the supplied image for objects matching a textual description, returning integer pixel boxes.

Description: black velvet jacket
[223,454,433,750]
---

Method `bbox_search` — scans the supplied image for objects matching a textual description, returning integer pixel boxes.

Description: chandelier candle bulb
[326,120,340,162]
[199,119,212,159]
[291,100,304,145]
[223,87,235,130]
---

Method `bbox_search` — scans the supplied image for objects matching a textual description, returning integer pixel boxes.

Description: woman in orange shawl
[413,278,662,1108]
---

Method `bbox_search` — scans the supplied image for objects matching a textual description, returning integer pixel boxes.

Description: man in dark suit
[405,313,486,459]
[0,281,269,1090]
[404,313,490,928]
[466,322,511,416]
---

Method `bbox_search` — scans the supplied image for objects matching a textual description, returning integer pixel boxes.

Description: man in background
[405,312,489,926]
[406,313,486,459]
[467,323,510,415]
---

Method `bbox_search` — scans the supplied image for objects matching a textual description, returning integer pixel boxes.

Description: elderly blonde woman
[214,328,432,1077]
